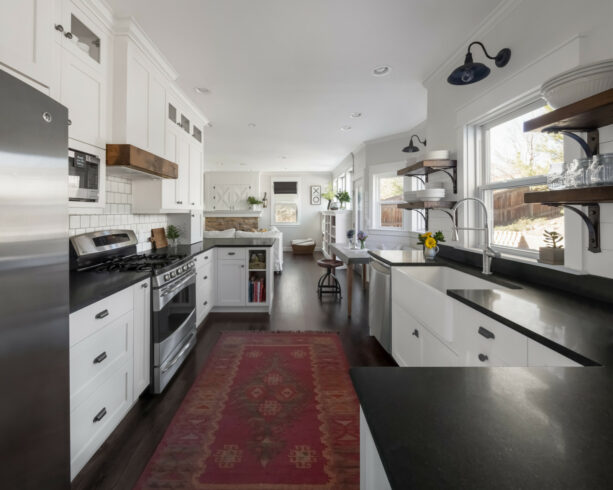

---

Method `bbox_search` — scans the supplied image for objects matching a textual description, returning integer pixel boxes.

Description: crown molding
[423,0,522,87]
[77,0,115,31]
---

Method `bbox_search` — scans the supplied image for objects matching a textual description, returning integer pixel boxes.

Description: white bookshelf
[321,210,352,258]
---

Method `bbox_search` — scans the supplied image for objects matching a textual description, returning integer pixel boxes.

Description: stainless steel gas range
[70,230,197,393]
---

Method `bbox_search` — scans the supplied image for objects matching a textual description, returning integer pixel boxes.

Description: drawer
[70,361,133,479]
[195,249,214,268]
[454,301,528,366]
[70,311,133,410]
[70,286,133,347]
[217,248,245,260]
[527,339,581,367]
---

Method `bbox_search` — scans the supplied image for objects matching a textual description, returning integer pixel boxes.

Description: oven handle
[159,272,196,302]
[161,331,196,374]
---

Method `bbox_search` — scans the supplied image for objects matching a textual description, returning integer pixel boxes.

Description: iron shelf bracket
[546,203,600,253]
[544,129,599,158]
[404,168,457,194]
[414,209,428,230]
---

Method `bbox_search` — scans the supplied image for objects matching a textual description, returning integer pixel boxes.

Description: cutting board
[151,227,168,249]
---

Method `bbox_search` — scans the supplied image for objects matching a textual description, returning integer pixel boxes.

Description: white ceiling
[107,0,503,172]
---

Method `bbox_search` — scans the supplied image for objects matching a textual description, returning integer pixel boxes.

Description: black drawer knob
[203,275,208,280]
[93,407,107,423]
[95,309,109,320]
[203,301,208,306]
[478,327,495,340]
[93,351,107,364]
[478,353,489,362]
[412,329,419,338]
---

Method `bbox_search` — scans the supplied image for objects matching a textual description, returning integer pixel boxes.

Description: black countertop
[351,366,613,490]
[70,238,275,313]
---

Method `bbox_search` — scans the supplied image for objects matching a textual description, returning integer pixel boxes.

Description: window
[333,170,353,210]
[478,103,564,254]
[272,179,299,225]
[373,172,405,229]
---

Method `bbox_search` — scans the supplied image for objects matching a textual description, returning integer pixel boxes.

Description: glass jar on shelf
[589,153,613,186]
[547,161,567,190]
[565,158,591,188]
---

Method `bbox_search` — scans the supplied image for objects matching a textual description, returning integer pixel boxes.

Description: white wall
[69,176,168,252]
[259,172,331,249]
[423,0,613,277]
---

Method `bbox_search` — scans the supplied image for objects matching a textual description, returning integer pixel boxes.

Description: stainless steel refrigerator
[0,69,70,488]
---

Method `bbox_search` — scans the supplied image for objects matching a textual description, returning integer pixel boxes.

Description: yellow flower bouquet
[417,231,445,259]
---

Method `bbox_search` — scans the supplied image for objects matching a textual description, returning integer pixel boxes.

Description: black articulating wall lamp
[402,134,427,153]
[447,41,511,85]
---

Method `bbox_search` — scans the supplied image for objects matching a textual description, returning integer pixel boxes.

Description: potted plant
[335,191,351,209]
[322,184,335,210]
[417,231,445,260]
[166,224,181,247]
[539,230,564,265]
[357,230,368,249]
[247,196,263,211]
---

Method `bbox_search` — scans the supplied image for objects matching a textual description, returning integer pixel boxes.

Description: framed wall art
[310,185,321,205]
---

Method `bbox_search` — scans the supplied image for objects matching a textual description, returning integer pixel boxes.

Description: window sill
[273,222,301,227]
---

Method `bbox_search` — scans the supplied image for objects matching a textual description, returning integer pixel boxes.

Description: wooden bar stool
[316,259,343,299]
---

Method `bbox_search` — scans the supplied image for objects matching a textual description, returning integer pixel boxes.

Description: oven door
[152,272,196,366]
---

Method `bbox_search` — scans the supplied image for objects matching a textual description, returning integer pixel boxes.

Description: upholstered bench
[291,238,315,254]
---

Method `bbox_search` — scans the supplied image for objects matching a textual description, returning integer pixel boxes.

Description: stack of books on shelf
[249,276,266,303]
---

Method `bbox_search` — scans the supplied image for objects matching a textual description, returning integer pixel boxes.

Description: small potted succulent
[335,191,351,209]
[417,231,445,260]
[166,224,181,247]
[247,196,263,211]
[357,230,368,249]
[539,230,564,265]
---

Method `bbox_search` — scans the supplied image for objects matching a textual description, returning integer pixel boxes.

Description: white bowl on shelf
[423,150,451,160]
[541,60,613,108]
[403,191,420,201]
[416,188,446,201]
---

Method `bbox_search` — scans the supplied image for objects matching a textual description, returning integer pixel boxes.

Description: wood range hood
[106,144,178,179]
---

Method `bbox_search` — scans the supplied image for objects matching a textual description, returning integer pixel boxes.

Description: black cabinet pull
[95,309,109,320]
[64,32,73,39]
[478,353,489,362]
[204,256,209,260]
[93,352,107,364]
[203,301,208,306]
[93,407,107,423]
[54,24,64,32]
[203,275,208,280]
[412,329,419,338]
[228,252,235,256]
[478,327,495,340]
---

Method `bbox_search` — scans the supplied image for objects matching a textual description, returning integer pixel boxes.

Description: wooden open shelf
[523,89,613,132]
[397,201,456,210]
[397,159,457,176]
[524,186,613,204]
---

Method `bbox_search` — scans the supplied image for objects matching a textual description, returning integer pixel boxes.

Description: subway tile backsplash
[69,176,168,252]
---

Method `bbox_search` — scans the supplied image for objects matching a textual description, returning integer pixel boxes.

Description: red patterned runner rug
[135,332,359,489]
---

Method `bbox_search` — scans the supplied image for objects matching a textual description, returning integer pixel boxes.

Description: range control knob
[176,268,182,275]
[170,271,176,278]
[164,273,170,281]
[182,265,188,272]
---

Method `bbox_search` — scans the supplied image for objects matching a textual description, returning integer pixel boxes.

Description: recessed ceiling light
[372,65,391,76]
[281,156,287,159]
[239,163,247,166]
[350,112,362,118]
[194,87,210,94]
[247,123,256,128]
[340,125,352,131]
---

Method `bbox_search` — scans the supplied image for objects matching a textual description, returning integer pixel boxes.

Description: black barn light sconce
[402,134,427,153]
[447,41,511,85]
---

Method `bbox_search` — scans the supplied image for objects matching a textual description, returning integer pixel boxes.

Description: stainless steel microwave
[68,148,100,202]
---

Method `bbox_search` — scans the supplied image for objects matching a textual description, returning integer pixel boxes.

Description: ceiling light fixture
[194,87,210,94]
[372,65,391,77]
[340,125,352,131]
[447,41,511,85]
[247,123,256,128]
[402,134,427,153]
[350,112,362,118]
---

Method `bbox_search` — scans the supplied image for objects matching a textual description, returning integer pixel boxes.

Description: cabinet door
[420,327,460,367]
[175,137,190,209]
[196,262,214,324]
[132,279,151,398]
[60,47,106,148]
[217,260,245,306]
[0,0,54,88]
[188,142,203,208]
[148,75,166,157]
[527,340,581,367]
[391,302,422,367]
[161,125,179,209]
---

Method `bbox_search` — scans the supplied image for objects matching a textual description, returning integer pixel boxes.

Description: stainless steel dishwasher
[369,258,392,354]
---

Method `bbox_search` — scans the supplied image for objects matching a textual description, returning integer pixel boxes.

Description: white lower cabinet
[217,258,246,306]
[69,278,151,479]
[196,250,215,325]
[360,408,392,490]
[527,339,581,367]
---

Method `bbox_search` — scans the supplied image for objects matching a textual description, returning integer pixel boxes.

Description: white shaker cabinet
[217,259,246,307]
[195,251,215,325]
[0,0,55,89]
[527,339,581,367]
[360,408,392,490]
[133,278,151,399]
[189,141,204,209]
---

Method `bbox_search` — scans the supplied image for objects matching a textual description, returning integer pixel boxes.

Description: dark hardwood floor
[72,252,395,490]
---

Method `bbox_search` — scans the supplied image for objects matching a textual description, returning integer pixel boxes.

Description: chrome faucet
[450,197,500,275]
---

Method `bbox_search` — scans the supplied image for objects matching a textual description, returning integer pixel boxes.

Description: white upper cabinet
[54,1,111,149]
[0,0,55,89]
[189,141,204,208]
